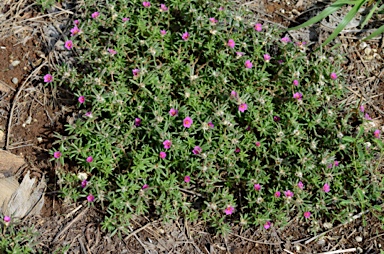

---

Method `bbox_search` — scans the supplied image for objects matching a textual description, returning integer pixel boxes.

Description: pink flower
[78,96,85,104]
[244,60,253,69]
[132,68,140,76]
[227,39,235,48]
[3,216,11,223]
[108,48,117,55]
[364,113,372,120]
[159,152,166,159]
[281,36,291,43]
[142,184,149,190]
[254,23,262,32]
[255,141,261,147]
[322,183,330,193]
[218,6,224,11]
[143,1,151,7]
[254,184,261,191]
[273,116,280,122]
[293,80,299,86]
[263,54,271,62]
[274,191,281,198]
[374,129,381,138]
[230,90,238,98]
[163,140,172,149]
[297,181,304,190]
[86,156,93,163]
[160,30,167,36]
[284,190,294,198]
[184,175,191,183]
[209,17,218,24]
[85,112,93,118]
[183,117,193,128]
[44,74,53,83]
[91,12,100,19]
[208,122,214,129]
[359,105,365,112]
[235,147,240,153]
[70,26,80,36]
[81,179,88,188]
[65,40,73,50]
[169,108,178,116]
[278,60,284,65]
[304,211,311,218]
[87,194,95,202]
[330,72,338,80]
[122,17,129,22]
[193,146,202,155]
[74,20,80,26]
[160,3,168,11]
[182,32,190,41]
[54,151,62,159]
[295,41,307,48]
[224,205,234,215]
[239,103,248,112]
[293,92,303,100]
[334,161,339,167]
[134,118,141,126]
[264,221,271,229]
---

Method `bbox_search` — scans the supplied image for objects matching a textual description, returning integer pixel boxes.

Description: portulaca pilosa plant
[49,0,384,236]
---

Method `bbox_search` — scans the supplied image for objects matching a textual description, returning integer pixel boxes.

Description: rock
[0,150,25,178]
[11,60,21,67]
[0,129,4,143]
[355,236,363,242]
[11,77,18,85]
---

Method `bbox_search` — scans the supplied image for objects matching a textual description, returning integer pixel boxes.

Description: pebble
[355,236,363,242]
[11,60,21,67]
[11,77,18,85]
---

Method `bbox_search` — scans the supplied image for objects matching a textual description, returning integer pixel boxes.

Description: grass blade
[363,24,384,40]
[360,1,380,29]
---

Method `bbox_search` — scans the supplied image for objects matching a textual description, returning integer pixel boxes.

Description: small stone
[11,78,18,85]
[11,60,21,67]
[36,137,43,143]
[355,236,363,242]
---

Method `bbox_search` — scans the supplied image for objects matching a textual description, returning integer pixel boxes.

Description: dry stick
[5,61,47,150]
[367,232,384,242]
[346,86,384,116]
[318,248,357,254]
[53,207,89,242]
[283,249,294,254]
[229,232,282,245]
[124,222,153,241]
[128,226,151,254]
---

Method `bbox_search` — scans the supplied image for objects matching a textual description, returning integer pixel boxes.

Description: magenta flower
[192,146,202,155]
[143,1,151,7]
[169,108,178,117]
[330,72,338,80]
[255,141,261,147]
[293,92,303,100]
[108,48,117,55]
[86,156,93,163]
[235,147,240,153]
[132,68,140,76]
[182,32,190,41]
[81,179,88,188]
[3,216,11,223]
[87,194,95,202]
[134,118,141,126]
[327,163,333,169]
[281,36,291,43]
[54,151,62,159]
[263,54,271,62]
[304,211,311,219]
[278,60,284,65]
[122,17,129,22]
[218,6,224,11]
[293,80,299,86]
[74,20,80,26]
[78,96,85,104]
[159,151,166,159]
[44,74,53,83]
[227,39,235,48]
[230,90,238,99]
[184,175,191,183]
[183,117,193,128]
[64,40,73,50]
[85,111,93,118]
[297,181,304,190]
[273,116,281,122]
[322,183,330,193]
[209,17,218,24]
[239,103,248,112]
[163,140,172,149]
[264,221,271,229]
[364,113,372,120]
[91,12,100,19]
[70,26,80,36]
[334,161,339,167]
[284,190,294,198]
[274,191,281,198]
[254,184,261,191]
[359,105,365,112]
[142,184,149,190]
[208,122,214,129]
[160,3,168,11]
[244,60,253,68]
[374,129,381,138]
[160,30,167,36]
[224,205,234,215]
[295,41,307,48]
[236,52,244,57]
[254,23,262,32]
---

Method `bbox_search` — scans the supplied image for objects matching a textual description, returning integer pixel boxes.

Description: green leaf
[360,1,379,29]
[321,1,368,47]
[373,138,384,150]
[363,24,384,41]
[342,136,355,143]
[373,205,382,211]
